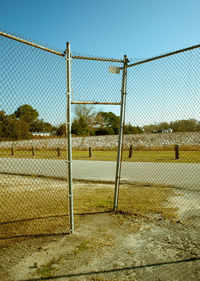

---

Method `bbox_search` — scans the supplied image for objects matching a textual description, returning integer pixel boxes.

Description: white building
[162,128,173,133]
[32,132,52,137]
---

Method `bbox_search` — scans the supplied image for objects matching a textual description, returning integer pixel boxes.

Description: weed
[74,240,90,255]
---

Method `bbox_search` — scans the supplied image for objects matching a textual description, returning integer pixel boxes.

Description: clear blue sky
[1,0,200,126]
[1,0,200,59]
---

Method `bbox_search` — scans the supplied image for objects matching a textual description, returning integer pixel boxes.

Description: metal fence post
[113,55,128,211]
[66,42,74,234]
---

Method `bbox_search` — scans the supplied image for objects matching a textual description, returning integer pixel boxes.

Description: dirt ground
[0,175,199,281]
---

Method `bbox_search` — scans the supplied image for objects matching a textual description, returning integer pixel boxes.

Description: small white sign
[109,66,120,74]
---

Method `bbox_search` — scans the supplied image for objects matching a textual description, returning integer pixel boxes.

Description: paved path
[0,158,199,190]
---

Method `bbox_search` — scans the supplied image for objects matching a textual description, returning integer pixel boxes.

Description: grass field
[0,174,177,238]
[0,148,200,163]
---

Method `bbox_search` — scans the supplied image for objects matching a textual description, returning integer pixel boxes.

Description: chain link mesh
[119,48,200,229]
[71,53,123,103]
[0,32,69,238]
[0,30,199,280]
[70,53,124,214]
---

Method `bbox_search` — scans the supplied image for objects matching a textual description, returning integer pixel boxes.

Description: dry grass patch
[118,184,178,219]
[0,175,178,239]
[74,185,113,214]
[0,175,69,237]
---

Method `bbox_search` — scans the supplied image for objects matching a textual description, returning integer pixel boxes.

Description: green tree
[170,119,198,132]
[156,122,170,132]
[0,106,55,140]
[124,124,143,134]
[0,111,6,138]
[95,112,120,135]
[143,124,157,133]
[1,114,30,140]
[197,121,200,131]
[56,124,66,136]
[30,119,53,132]
[0,111,6,121]
[95,127,114,135]
[72,117,90,136]
[15,104,39,124]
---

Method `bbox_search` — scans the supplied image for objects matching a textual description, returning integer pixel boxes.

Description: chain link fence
[1,31,199,234]
[119,46,200,227]
[70,53,124,214]
[0,30,199,280]
[71,52,123,104]
[0,31,70,238]
[114,48,200,280]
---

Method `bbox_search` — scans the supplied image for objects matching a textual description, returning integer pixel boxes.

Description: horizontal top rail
[72,55,124,63]
[71,101,121,105]
[0,31,65,57]
[127,43,200,68]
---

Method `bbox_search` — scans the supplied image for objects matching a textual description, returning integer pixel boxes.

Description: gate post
[66,42,74,234]
[113,55,128,211]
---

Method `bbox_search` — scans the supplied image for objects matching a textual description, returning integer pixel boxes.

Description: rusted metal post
[32,146,35,156]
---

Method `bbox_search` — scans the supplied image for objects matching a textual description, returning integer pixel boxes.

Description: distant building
[162,128,173,133]
[151,128,173,134]
[32,132,52,137]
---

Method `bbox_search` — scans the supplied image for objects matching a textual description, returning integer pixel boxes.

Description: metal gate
[68,47,126,219]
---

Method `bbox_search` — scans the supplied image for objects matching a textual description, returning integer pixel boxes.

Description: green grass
[73,150,117,161]
[0,148,200,163]
[123,150,200,163]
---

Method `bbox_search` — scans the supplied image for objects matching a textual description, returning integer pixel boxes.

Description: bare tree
[73,104,96,126]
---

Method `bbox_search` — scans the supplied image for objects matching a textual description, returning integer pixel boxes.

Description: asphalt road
[0,158,199,190]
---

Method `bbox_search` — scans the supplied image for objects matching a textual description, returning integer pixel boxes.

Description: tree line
[143,119,200,133]
[0,105,55,140]
[71,105,143,136]
[0,104,199,140]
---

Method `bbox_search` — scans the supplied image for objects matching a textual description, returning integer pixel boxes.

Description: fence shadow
[0,214,69,226]
[0,211,112,240]
[0,232,69,241]
[0,214,69,240]
[21,257,200,281]
[74,210,113,216]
